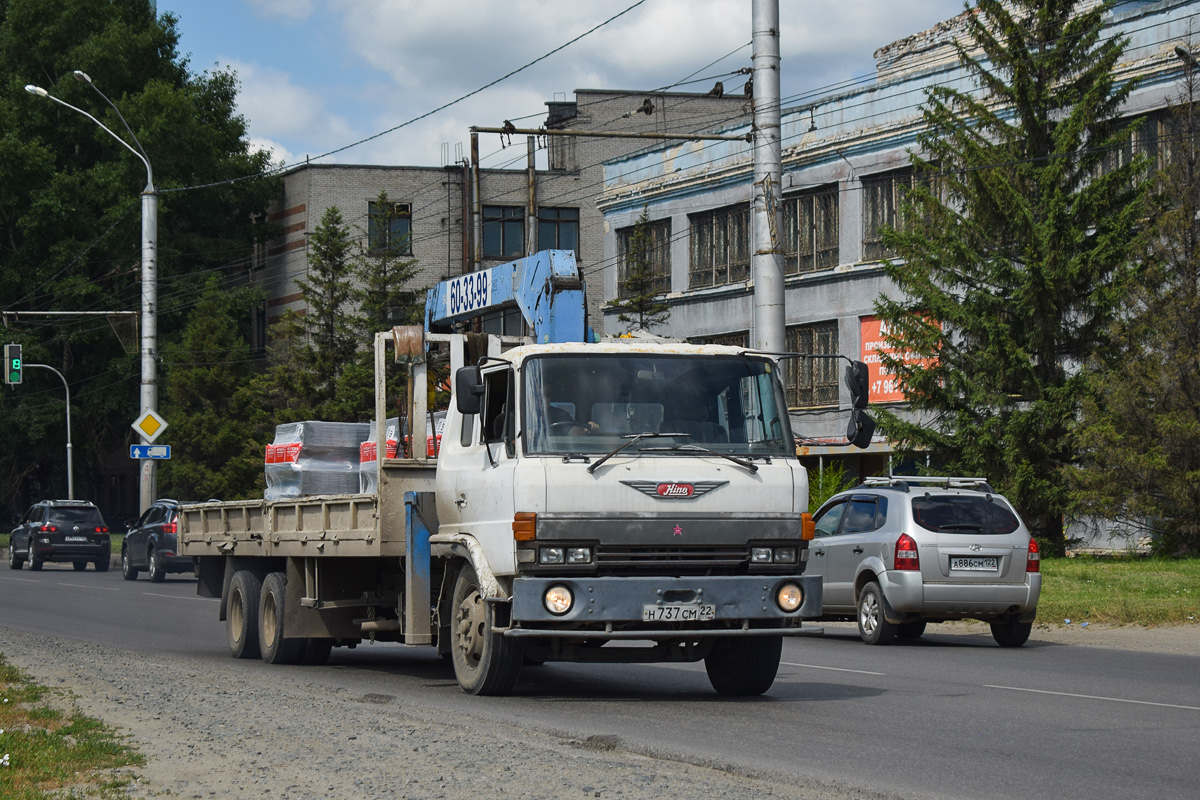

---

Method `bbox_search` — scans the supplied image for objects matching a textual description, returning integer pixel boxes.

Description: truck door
[441,365,519,575]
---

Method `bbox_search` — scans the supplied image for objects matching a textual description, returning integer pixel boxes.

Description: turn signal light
[512,512,536,542]
[1026,537,1040,573]
[800,512,815,541]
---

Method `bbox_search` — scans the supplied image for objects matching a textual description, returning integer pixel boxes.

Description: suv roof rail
[863,476,994,493]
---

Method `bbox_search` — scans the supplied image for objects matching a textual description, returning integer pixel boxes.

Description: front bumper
[509,574,822,636]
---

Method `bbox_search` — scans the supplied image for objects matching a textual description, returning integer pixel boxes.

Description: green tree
[872,0,1146,554]
[607,206,669,332]
[357,191,421,332]
[295,205,361,418]
[1074,77,1200,554]
[157,277,266,500]
[0,0,277,511]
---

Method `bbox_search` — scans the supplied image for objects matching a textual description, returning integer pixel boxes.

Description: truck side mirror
[846,408,876,449]
[455,366,484,415]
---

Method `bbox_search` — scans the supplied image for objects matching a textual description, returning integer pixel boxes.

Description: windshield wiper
[586,431,689,474]
[640,443,759,474]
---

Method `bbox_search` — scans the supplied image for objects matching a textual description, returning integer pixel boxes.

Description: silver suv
[808,477,1041,647]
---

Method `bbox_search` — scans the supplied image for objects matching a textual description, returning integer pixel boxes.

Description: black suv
[8,500,111,571]
[121,499,194,582]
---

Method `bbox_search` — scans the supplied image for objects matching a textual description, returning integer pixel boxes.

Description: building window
[617,216,671,298]
[689,204,750,289]
[368,200,412,256]
[1100,111,1162,178]
[483,205,524,259]
[784,321,839,408]
[689,331,749,348]
[861,169,916,262]
[537,207,579,256]
[783,185,839,274]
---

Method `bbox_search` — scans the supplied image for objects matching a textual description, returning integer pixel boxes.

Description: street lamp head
[24,84,48,97]
[72,70,93,85]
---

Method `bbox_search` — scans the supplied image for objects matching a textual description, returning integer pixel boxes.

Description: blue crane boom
[423,250,587,344]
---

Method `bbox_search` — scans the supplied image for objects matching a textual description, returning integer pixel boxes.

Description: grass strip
[0,653,143,799]
[1039,556,1200,625]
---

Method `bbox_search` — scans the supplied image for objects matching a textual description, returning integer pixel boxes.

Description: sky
[156,0,967,171]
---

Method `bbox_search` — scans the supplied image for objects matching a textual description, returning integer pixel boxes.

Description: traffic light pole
[25,364,73,500]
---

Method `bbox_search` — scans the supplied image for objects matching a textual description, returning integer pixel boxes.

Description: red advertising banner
[860,315,935,403]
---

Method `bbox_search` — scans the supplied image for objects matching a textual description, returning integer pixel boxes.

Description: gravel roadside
[0,628,897,800]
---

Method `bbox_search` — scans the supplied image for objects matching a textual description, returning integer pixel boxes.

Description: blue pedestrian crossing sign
[130,445,171,460]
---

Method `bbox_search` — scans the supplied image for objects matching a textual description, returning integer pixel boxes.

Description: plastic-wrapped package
[359,418,399,494]
[264,421,371,500]
[358,413,447,494]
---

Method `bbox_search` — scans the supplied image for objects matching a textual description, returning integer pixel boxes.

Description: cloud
[226,59,357,162]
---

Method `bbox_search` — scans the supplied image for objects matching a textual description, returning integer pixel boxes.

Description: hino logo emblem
[620,480,728,499]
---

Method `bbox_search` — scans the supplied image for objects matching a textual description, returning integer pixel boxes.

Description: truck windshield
[522,353,793,457]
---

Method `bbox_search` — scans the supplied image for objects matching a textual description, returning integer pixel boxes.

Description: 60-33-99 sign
[445,268,493,317]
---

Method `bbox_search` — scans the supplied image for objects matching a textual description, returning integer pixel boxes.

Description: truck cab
[433,340,820,694]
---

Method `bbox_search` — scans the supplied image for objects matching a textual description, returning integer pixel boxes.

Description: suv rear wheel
[990,620,1032,647]
[857,581,897,645]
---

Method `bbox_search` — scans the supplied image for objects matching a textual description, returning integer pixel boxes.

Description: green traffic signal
[4,343,21,385]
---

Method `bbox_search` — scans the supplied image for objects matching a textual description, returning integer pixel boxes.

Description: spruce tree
[607,207,670,332]
[1074,75,1200,554]
[298,205,362,417]
[872,0,1146,553]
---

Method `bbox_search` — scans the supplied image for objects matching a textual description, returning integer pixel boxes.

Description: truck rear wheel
[450,562,522,696]
[704,636,783,696]
[259,572,306,665]
[227,570,262,659]
[301,638,334,665]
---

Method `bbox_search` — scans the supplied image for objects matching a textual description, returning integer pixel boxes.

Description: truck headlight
[544,585,573,615]
[773,547,798,564]
[539,547,564,565]
[566,547,592,565]
[775,581,804,612]
[751,547,772,563]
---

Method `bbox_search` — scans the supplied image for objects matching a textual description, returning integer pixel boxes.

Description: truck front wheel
[259,572,306,665]
[450,562,522,696]
[227,570,262,660]
[704,636,783,696]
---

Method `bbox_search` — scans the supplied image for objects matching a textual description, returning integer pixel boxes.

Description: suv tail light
[1026,537,1040,572]
[894,533,920,571]
[163,522,177,534]
[39,524,57,532]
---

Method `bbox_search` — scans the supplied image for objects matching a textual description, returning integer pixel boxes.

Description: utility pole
[751,0,785,352]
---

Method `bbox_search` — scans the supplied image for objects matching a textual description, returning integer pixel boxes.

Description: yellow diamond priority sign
[132,409,168,444]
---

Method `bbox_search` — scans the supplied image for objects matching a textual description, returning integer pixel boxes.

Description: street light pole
[25,77,158,513]
[26,364,73,500]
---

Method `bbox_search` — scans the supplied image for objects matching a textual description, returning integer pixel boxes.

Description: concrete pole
[526,135,537,256]
[751,0,785,352]
[139,186,158,513]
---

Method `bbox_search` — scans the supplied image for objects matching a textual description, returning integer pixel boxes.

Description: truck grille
[595,545,749,569]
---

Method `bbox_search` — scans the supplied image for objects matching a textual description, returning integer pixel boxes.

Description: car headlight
[544,584,573,615]
[775,581,804,612]
[539,547,564,565]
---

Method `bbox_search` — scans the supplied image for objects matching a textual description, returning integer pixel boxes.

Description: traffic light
[4,344,20,385]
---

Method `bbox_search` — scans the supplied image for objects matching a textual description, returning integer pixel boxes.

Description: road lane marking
[57,582,118,591]
[6,577,39,583]
[985,685,1200,711]
[781,661,886,676]
[142,592,216,601]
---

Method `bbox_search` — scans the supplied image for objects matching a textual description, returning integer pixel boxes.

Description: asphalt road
[2,562,1197,800]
